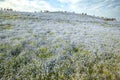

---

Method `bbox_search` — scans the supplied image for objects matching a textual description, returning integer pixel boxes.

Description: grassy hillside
[0,11,120,80]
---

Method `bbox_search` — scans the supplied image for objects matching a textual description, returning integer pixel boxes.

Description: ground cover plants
[0,11,120,80]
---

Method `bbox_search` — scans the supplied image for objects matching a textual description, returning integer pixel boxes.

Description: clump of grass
[67,45,80,54]
[0,43,11,53]
[38,47,53,58]
[0,52,5,62]
[39,52,53,58]
[72,46,79,52]
[0,43,23,57]
[33,34,38,37]
[55,45,59,48]
[46,31,55,35]
[0,23,12,30]
[40,47,48,53]
[10,44,23,56]
[11,38,22,41]
[62,50,66,55]
[0,14,20,19]
[49,32,54,35]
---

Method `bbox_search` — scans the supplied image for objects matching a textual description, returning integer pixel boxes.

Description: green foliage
[40,47,48,53]
[0,24,12,31]
[0,44,120,79]
[0,43,11,53]
[10,44,23,56]
[33,34,38,37]
[37,47,53,58]
[0,14,20,20]
[62,50,66,55]
[49,32,54,35]
[39,52,53,58]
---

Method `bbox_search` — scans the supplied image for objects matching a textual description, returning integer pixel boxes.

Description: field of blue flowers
[0,11,120,80]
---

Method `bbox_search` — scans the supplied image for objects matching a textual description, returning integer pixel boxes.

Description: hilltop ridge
[0,9,117,22]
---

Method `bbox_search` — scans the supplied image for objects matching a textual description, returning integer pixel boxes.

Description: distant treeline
[0,8,116,21]
[38,10,117,21]
[0,8,13,11]
[101,17,116,21]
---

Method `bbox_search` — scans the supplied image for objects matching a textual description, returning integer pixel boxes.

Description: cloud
[0,0,56,12]
[58,0,80,4]
[57,0,120,19]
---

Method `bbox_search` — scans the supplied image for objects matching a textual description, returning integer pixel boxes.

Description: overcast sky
[0,0,120,20]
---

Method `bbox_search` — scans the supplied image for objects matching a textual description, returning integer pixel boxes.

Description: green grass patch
[40,47,48,53]
[0,23,12,31]
[39,52,53,58]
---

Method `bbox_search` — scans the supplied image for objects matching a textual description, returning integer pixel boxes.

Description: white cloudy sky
[0,0,120,20]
